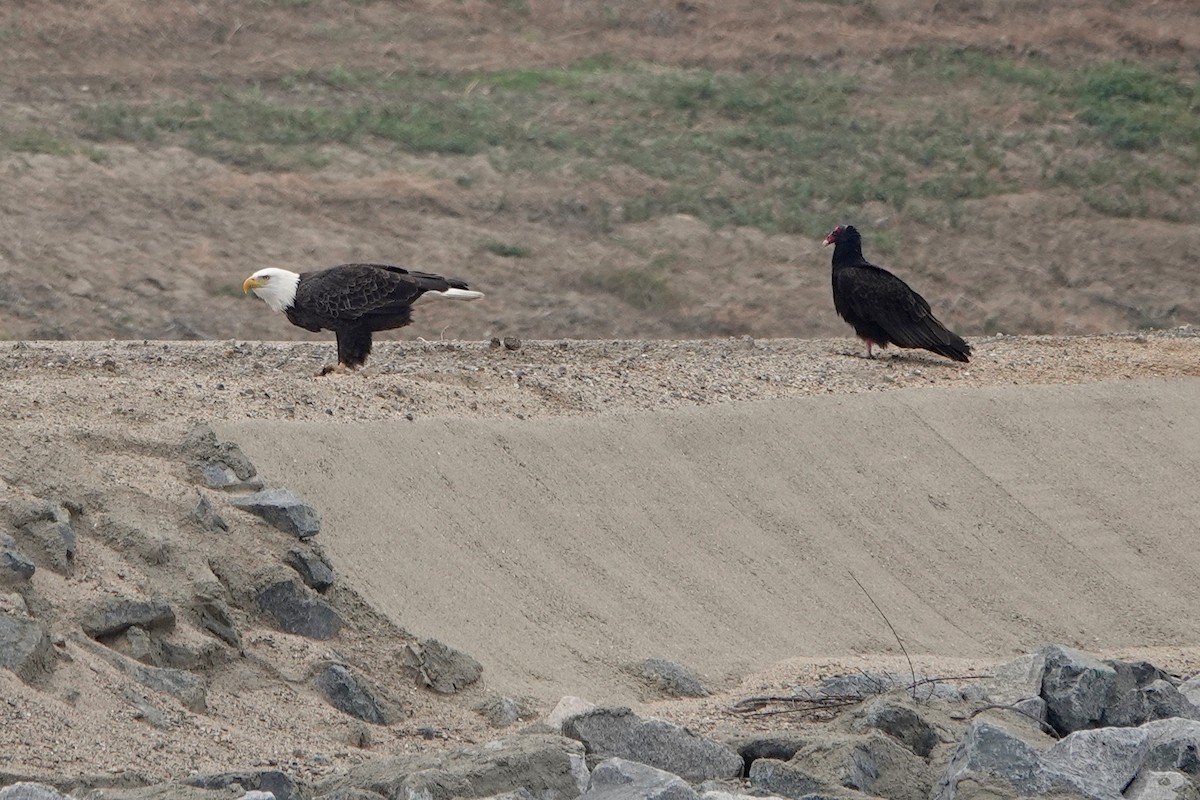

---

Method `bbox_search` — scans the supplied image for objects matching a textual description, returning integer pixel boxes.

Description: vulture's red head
[823,224,858,247]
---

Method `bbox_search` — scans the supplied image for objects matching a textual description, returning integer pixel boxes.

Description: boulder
[1040,644,1118,735]
[850,697,941,757]
[747,758,823,798]
[317,734,588,800]
[16,517,75,575]
[477,694,528,728]
[182,423,258,482]
[1102,659,1198,727]
[563,706,743,782]
[546,696,596,732]
[630,657,710,698]
[0,532,36,587]
[934,718,1053,799]
[0,784,72,800]
[933,716,1150,800]
[231,488,320,539]
[794,732,933,800]
[1124,771,1199,800]
[0,613,54,684]
[1142,718,1200,775]
[255,577,342,640]
[285,546,335,591]
[315,663,392,725]
[80,597,176,639]
[192,493,228,532]
[1042,726,1150,798]
[580,757,699,800]
[187,769,301,800]
[978,652,1047,706]
[83,637,206,711]
[193,593,241,649]
[403,638,482,693]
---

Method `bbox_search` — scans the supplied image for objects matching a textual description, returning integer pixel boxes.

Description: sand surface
[2,331,1200,785]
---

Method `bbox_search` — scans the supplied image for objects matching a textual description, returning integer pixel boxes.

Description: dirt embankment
[1,333,1199,785]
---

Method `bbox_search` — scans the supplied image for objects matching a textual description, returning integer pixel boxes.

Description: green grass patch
[68,52,1199,225]
[1074,63,1199,151]
[480,240,531,258]
[9,129,75,156]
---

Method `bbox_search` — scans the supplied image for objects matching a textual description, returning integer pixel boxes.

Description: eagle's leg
[316,362,356,377]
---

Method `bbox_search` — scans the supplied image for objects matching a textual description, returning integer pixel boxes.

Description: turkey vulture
[822,225,971,363]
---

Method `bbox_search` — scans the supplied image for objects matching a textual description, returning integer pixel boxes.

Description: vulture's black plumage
[244,263,483,371]
[823,225,970,363]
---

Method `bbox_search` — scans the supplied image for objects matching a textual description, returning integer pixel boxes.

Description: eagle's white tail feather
[415,288,484,304]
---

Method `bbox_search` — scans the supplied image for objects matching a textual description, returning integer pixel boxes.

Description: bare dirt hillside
[1,0,1198,345]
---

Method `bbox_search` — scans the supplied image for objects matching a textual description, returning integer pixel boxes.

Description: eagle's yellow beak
[243,276,266,294]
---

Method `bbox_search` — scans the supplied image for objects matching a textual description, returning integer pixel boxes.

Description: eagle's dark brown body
[285,263,477,368]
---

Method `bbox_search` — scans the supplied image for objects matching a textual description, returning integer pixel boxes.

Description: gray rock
[115,624,159,664]
[546,696,596,731]
[317,733,588,800]
[315,663,392,725]
[192,493,228,532]
[934,718,1048,799]
[0,783,72,800]
[1040,643,1118,735]
[796,732,933,800]
[404,638,482,694]
[850,697,940,757]
[979,652,1047,706]
[123,687,171,729]
[1124,771,1199,800]
[1103,659,1184,727]
[814,672,910,699]
[231,488,320,539]
[0,532,36,586]
[747,758,823,798]
[933,716,1142,800]
[82,637,206,711]
[1143,680,1200,723]
[0,613,54,684]
[255,577,341,640]
[1042,726,1150,798]
[200,461,265,492]
[1142,718,1200,775]
[477,694,528,728]
[1181,677,1200,708]
[17,518,75,575]
[563,706,743,782]
[632,657,710,698]
[187,770,299,800]
[194,594,241,648]
[80,597,175,639]
[285,546,335,592]
[182,423,258,481]
[581,757,699,800]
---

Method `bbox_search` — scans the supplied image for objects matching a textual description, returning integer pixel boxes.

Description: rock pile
[3,643,1199,799]
[3,424,1199,800]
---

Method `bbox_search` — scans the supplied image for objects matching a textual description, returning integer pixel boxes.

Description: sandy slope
[2,331,1200,785]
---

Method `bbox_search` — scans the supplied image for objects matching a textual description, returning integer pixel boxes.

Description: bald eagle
[243,263,483,372]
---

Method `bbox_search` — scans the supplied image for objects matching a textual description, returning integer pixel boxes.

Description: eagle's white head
[242,268,300,313]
